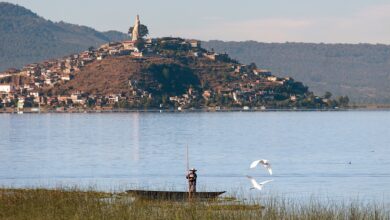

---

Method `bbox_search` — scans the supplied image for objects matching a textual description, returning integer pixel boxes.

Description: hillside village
[0,16,346,112]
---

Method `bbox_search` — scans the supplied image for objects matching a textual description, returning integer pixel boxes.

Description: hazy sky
[4,0,390,44]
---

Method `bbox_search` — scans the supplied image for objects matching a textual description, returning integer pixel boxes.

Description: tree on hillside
[128,24,149,39]
[337,96,350,107]
[324,91,332,99]
[146,63,200,96]
[248,62,257,71]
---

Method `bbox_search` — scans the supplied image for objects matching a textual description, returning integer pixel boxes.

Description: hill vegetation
[147,63,200,96]
[203,41,390,104]
[0,2,127,72]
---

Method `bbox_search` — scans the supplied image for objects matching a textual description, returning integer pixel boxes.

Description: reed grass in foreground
[0,188,389,220]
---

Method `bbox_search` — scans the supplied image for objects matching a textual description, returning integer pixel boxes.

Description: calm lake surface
[1,111,389,202]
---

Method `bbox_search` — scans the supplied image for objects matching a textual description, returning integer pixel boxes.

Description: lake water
[1,111,389,203]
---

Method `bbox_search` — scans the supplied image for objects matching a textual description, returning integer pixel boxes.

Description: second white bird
[246,176,273,190]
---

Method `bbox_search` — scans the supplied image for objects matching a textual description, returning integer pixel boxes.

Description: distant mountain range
[203,41,390,104]
[0,2,127,72]
[1,2,390,104]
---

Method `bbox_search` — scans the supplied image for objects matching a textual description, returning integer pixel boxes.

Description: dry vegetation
[53,56,181,96]
[0,188,389,220]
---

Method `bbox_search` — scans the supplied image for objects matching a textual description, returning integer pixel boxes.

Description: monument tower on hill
[131,15,140,41]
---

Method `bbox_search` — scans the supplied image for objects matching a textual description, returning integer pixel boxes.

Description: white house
[267,76,278,82]
[0,84,14,93]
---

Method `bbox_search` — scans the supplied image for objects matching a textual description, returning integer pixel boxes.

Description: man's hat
[190,168,197,171]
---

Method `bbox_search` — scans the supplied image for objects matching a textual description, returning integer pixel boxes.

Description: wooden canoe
[126,189,226,200]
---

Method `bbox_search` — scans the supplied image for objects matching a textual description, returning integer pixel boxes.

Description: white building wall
[0,85,13,93]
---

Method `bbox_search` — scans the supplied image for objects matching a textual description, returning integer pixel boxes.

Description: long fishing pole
[186,145,189,173]
[186,144,191,200]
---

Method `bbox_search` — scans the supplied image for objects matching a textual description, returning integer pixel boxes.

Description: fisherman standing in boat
[186,168,197,193]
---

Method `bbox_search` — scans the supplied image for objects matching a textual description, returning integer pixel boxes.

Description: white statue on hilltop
[132,15,140,41]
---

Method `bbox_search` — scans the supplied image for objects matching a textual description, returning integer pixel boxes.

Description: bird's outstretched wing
[250,160,261,169]
[250,159,273,175]
[266,166,273,175]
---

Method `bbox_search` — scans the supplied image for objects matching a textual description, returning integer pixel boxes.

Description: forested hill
[0,2,127,71]
[203,41,390,104]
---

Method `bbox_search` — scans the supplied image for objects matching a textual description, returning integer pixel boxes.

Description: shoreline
[0,106,389,114]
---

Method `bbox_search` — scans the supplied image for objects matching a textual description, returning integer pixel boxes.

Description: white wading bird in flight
[246,176,273,190]
[250,159,272,175]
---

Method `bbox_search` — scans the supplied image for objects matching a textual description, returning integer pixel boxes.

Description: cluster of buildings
[202,67,302,106]
[0,16,204,111]
[0,17,117,109]
[0,42,140,110]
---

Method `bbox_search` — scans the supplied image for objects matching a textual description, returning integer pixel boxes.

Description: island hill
[0,16,348,112]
